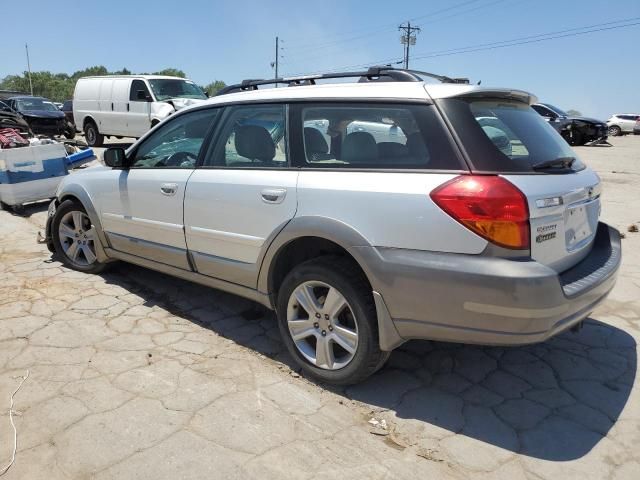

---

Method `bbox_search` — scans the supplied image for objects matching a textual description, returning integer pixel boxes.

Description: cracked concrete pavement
[0,136,639,479]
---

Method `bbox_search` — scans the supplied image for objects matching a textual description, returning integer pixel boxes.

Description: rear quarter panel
[296,171,488,253]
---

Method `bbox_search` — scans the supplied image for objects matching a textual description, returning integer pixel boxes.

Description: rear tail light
[430,175,530,249]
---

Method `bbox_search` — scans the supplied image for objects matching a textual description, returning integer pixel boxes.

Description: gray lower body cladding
[356,222,621,346]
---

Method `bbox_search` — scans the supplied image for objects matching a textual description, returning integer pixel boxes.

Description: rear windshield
[438,98,585,173]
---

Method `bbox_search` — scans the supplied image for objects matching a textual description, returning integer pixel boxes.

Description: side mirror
[136,90,151,101]
[104,147,127,168]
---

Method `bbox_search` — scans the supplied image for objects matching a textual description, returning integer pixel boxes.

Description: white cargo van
[72,75,207,146]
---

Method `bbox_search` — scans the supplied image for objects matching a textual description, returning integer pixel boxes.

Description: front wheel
[608,125,622,137]
[277,256,389,385]
[52,200,106,273]
[64,123,76,139]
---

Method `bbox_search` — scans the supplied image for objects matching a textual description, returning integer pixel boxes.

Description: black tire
[276,255,389,385]
[608,125,622,137]
[51,200,107,274]
[84,121,104,147]
[64,123,76,140]
[569,131,584,146]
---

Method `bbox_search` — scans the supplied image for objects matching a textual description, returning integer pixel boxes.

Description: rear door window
[204,104,288,168]
[438,98,585,173]
[293,103,463,170]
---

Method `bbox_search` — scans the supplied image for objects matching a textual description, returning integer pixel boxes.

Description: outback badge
[536,224,557,243]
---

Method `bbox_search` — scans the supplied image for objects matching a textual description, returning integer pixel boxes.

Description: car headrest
[235,125,275,162]
[304,127,329,155]
[342,131,377,163]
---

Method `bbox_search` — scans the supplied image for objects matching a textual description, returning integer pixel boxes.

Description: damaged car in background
[72,75,207,146]
[532,103,608,146]
[0,101,33,137]
[2,96,67,137]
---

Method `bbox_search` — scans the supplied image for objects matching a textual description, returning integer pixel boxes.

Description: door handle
[127,103,130,112]
[261,188,286,204]
[111,102,114,111]
[160,183,178,196]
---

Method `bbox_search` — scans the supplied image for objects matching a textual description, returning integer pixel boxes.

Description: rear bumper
[359,222,621,347]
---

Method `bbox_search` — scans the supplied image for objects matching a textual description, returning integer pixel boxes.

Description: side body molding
[257,216,405,351]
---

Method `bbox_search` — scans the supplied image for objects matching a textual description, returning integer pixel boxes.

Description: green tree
[1,66,225,102]
[203,80,227,96]
[153,68,186,78]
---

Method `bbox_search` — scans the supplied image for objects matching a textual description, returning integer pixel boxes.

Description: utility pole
[270,36,282,86]
[275,36,279,82]
[25,43,34,95]
[399,22,421,69]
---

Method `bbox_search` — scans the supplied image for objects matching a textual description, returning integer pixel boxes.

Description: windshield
[15,98,59,112]
[543,104,568,117]
[439,98,584,173]
[148,79,207,101]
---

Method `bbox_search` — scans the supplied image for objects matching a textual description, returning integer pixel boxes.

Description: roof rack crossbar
[215,66,468,96]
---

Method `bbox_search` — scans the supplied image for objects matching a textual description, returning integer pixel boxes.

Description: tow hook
[570,321,584,333]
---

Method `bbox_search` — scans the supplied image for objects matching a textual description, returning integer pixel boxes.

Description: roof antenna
[477,80,482,85]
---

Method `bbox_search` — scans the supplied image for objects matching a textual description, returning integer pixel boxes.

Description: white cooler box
[0,144,68,207]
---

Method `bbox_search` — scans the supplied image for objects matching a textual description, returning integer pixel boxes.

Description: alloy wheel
[286,280,359,370]
[58,211,98,266]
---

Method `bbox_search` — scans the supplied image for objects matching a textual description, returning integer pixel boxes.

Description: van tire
[84,121,104,147]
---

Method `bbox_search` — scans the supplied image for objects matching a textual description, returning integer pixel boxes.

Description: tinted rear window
[438,98,585,173]
[293,103,465,170]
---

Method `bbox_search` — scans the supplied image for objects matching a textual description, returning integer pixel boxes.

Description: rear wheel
[277,256,389,385]
[84,121,103,147]
[52,200,106,273]
[608,125,622,137]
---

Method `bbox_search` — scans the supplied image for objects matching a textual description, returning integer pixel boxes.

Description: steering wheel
[164,151,198,167]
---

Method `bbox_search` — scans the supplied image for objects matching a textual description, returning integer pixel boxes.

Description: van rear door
[111,78,131,136]
[97,79,114,133]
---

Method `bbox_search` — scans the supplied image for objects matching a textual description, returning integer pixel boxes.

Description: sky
[2,0,639,119]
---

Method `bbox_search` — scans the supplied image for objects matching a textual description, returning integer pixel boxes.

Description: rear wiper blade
[532,156,576,171]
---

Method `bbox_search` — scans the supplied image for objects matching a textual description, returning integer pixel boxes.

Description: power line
[285,0,494,55]
[410,17,640,61]
[408,0,484,22]
[286,16,640,77]
[282,0,517,71]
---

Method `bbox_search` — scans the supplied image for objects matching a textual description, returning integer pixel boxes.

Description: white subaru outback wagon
[44,67,621,385]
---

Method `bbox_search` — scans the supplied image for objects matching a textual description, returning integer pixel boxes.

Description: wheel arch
[258,216,405,351]
[56,185,110,262]
[259,216,375,301]
[82,115,97,129]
